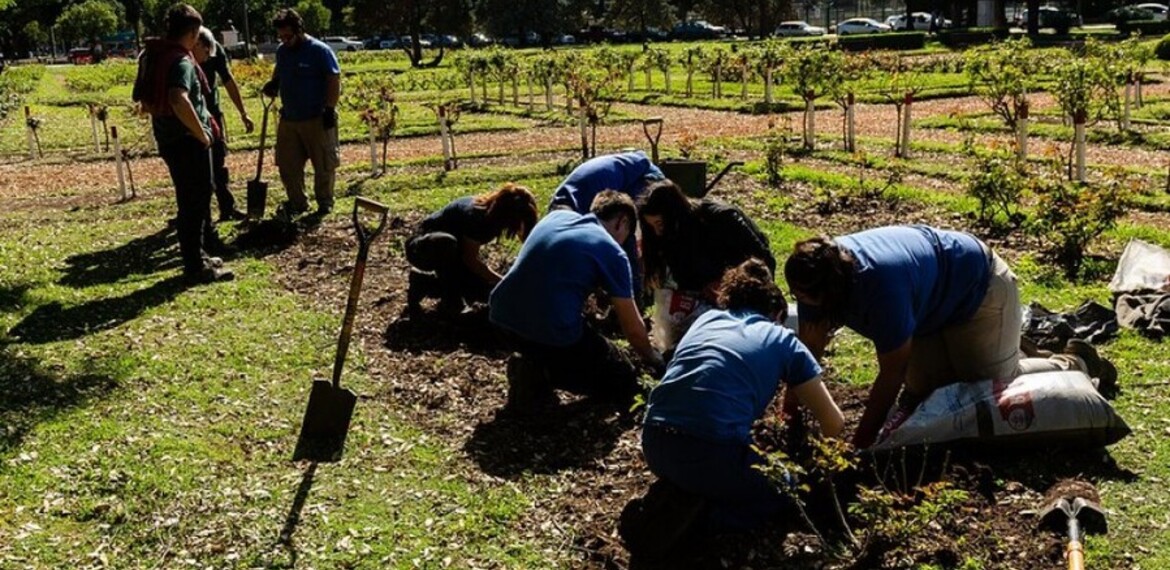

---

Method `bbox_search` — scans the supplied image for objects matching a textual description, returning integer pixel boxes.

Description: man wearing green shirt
[133,3,233,283]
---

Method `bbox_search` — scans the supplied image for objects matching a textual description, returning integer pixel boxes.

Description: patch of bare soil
[257,166,1134,569]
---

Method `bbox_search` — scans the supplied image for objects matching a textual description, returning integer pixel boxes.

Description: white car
[322,36,363,52]
[836,18,892,35]
[886,12,951,30]
[1136,2,1170,19]
[774,21,827,37]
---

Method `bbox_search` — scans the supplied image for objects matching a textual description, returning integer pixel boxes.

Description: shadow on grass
[232,215,325,258]
[7,275,190,344]
[464,399,631,478]
[0,282,32,312]
[0,344,118,454]
[382,310,507,356]
[59,226,179,288]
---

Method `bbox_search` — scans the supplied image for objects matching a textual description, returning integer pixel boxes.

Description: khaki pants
[274,117,339,211]
[904,253,1080,400]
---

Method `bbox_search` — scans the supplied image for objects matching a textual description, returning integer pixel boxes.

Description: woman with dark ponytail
[637,259,843,539]
[406,183,538,317]
[783,225,1109,449]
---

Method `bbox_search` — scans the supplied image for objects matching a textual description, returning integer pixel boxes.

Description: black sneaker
[218,209,247,223]
[276,201,309,221]
[185,265,235,284]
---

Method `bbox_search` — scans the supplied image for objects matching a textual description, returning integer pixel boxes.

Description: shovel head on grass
[292,378,356,462]
[246,179,268,219]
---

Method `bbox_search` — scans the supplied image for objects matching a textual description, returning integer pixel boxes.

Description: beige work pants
[274,117,339,211]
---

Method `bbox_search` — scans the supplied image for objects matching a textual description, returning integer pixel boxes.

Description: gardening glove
[322,107,338,130]
[261,79,279,98]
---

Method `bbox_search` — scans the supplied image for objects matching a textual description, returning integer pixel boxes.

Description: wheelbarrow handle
[352,197,390,247]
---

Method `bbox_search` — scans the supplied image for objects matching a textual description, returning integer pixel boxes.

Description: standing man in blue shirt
[490,191,665,412]
[262,8,340,217]
[783,225,1109,448]
[550,151,665,296]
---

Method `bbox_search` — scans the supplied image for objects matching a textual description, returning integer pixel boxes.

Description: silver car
[774,21,827,37]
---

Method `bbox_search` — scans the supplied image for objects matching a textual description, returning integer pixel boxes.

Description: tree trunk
[1137,73,1144,107]
[566,84,573,111]
[714,64,722,98]
[1122,80,1132,131]
[846,93,856,152]
[686,69,694,98]
[741,70,748,100]
[439,111,453,171]
[765,68,773,105]
[579,107,589,160]
[368,128,378,173]
[1074,112,1086,182]
[545,77,554,110]
[512,77,519,106]
[1016,100,1029,161]
[498,80,505,105]
[645,67,652,91]
[901,95,913,159]
[629,71,636,92]
[804,98,815,149]
[664,69,671,95]
[481,74,488,102]
[468,70,477,104]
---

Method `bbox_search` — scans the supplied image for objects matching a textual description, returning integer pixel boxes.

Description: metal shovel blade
[292,378,357,463]
[1040,496,1108,536]
[246,179,268,219]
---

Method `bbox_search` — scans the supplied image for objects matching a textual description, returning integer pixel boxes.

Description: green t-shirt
[199,40,234,119]
[151,56,212,147]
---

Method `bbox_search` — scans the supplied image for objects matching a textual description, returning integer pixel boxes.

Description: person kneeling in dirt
[405,183,538,318]
[783,225,1116,449]
[638,180,775,347]
[549,150,664,294]
[489,191,665,412]
[631,259,843,550]
[132,3,233,284]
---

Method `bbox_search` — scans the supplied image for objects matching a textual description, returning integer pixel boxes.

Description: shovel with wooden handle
[246,94,275,220]
[292,197,389,463]
[1038,484,1107,570]
[642,117,663,163]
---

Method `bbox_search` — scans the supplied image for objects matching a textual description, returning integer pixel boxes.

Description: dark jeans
[502,323,639,403]
[159,136,214,274]
[211,113,236,217]
[405,232,492,305]
[641,423,790,531]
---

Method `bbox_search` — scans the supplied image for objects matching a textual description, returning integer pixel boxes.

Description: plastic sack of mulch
[650,288,713,351]
[1109,239,1170,294]
[871,370,1131,451]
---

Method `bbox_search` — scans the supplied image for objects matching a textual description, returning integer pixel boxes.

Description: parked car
[835,18,892,35]
[1136,2,1170,19]
[499,31,541,47]
[1014,7,1083,29]
[399,35,433,48]
[468,33,493,47]
[322,36,363,52]
[577,26,628,43]
[671,20,728,40]
[773,20,827,37]
[625,27,669,42]
[68,47,94,65]
[434,35,463,48]
[885,12,952,30]
[553,33,577,45]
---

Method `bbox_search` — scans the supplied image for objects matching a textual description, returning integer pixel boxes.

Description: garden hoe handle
[330,197,390,389]
[642,117,663,163]
[254,94,274,183]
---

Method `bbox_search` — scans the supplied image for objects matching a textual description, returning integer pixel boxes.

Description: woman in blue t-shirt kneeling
[406,183,537,317]
[640,259,844,534]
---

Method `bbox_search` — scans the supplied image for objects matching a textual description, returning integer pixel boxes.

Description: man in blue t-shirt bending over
[491,191,665,411]
[550,151,664,296]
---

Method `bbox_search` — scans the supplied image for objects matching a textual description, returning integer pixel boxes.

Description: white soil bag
[872,370,1131,451]
[1109,239,1170,294]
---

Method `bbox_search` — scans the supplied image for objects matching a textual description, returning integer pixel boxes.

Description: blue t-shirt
[549,151,664,212]
[490,210,633,346]
[274,35,340,121]
[645,309,822,445]
[800,225,990,354]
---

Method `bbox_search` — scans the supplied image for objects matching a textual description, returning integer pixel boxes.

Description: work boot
[406,269,441,317]
[218,209,247,223]
[504,354,555,414]
[619,479,707,561]
[185,264,234,284]
[1063,339,1118,396]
